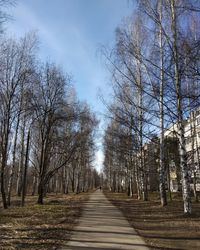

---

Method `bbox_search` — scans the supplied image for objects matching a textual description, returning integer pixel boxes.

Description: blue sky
[6,0,133,171]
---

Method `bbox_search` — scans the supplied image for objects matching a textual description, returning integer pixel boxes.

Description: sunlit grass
[0,192,90,249]
[105,191,200,250]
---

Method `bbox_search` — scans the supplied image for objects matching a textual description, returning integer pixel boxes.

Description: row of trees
[103,0,200,214]
[0,31,99,208]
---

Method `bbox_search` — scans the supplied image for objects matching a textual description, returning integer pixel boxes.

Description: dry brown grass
[105,191,200,250]
[0,192,90,250]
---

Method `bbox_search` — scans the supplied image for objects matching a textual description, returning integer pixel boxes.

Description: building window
[197,116,200,125]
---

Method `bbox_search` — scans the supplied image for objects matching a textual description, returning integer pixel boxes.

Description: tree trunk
[1,121,10,209]
[21,129,30,206]
[71,168,75,193]
[1,150,8,209]
[190,112,198,202]
[159,0,167,207]
[194,115,200,202]
[32,175,38,196]
[76,171,81,194]
[37,181,44,204]
[171,0,191,214]
[7,110,21,206]
[16,117,26,196]
[136,158,142,200]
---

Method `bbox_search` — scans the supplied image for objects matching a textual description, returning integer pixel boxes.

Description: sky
[6,0,133,172]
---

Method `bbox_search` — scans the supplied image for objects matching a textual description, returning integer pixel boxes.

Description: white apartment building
[164,110,200,192]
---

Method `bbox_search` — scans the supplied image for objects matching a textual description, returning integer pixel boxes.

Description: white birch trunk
[171,0,191,214]
[159,0,167,206]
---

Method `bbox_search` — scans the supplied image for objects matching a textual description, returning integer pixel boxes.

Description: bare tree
[0,33,36,208]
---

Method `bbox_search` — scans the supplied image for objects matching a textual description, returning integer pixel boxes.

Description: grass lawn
[105,191,200,250]
[0,192,90,250]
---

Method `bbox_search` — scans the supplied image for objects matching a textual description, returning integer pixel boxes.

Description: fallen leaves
[0,192,89,249]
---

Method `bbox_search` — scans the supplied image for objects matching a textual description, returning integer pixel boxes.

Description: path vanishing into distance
[63,190,149,250]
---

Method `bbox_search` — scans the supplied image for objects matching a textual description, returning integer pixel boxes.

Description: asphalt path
[63,190,149,250]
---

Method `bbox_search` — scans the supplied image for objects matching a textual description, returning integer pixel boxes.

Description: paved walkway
[63,190,149,250]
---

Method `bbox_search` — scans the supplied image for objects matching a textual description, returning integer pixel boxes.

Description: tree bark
[21,129,30,206]
[16,116,26,196]
[7,109,21,206]
[159,0,167,206]
[171,0,191,214]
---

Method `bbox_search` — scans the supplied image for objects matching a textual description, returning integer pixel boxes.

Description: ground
[63,190,149,250]
[105,191,200,250]
[1,191,200,250]
[0,193,90,250]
